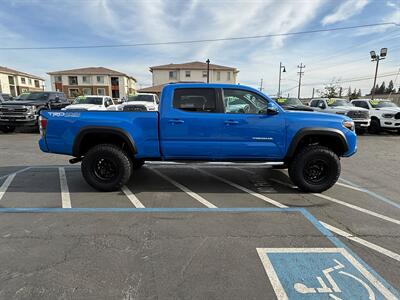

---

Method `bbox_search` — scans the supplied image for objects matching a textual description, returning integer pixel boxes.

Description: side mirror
[266,102,279,115]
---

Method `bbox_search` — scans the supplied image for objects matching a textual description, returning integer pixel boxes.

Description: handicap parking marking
[257,247,398,300]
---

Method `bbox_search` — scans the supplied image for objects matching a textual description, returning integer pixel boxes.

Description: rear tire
[81,144,132,192]
[0,125,16,133]
[368,119,381,134]
[288,145,340,193]
[355,128,365,135]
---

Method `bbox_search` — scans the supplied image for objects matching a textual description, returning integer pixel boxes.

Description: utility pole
[259,78,263,92]
[370,48,387,100]
[206,59,210,83]
[297,63,305,99]
[277,62,286,97]
[311,88,315,99]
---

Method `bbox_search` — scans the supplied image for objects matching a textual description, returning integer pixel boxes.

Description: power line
[0,22,398,50]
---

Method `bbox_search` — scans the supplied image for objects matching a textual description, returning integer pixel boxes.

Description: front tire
[288,145,340,193]
[81,144,132,192]
[356,128,365,135]
[368,119,381,134]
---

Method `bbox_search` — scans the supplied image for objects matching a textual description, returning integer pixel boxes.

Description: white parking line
[121,186,145,208]
[0,174,16,201]
[196,168,288,208]
[321,221,400,262]
[149,168,217,208]
[0,166,31,181]
[58,167,71,208]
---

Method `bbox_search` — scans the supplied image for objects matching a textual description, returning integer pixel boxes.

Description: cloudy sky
[0,0,399,97]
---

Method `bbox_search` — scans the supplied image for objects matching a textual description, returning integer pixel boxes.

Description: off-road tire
[132,159,145,169]
[0,125,16,133]
[288,145,340,193]
[368,119,381,134]
[81,144,132,192]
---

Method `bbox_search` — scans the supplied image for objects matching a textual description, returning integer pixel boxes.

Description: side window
[310,100,318,107]
[173,88,217,113]
[223,89,267,114]
[353,101,369,109]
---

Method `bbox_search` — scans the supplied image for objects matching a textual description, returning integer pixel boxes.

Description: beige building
[48,67,137,99]
[0,66,45,96]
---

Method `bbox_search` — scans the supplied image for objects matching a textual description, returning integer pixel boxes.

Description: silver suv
[309,98,370,134]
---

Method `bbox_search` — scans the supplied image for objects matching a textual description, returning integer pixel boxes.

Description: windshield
[25,92,50,101]
[128,95,154,102]
[326,99,352,107]
[73,96,103,105]
[16,93,30,100]
[369,100,398,108]
[273,98,303,106]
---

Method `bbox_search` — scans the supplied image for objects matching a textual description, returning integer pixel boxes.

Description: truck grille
[0,106,28,114]
[395,112,400,119]
[347,110,369,120]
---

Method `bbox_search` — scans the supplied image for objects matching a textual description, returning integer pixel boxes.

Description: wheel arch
[285,127,348,161]
[73,126,137,158]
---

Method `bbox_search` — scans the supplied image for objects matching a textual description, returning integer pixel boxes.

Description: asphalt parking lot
[0,132,399,299]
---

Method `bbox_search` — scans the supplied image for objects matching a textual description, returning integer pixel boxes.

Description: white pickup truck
[63,95,115,111]
[351,99,400,133]
[109,93,159,112]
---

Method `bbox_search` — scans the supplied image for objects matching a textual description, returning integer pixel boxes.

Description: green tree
[320,85,341,98]
[386,80,394,94]
[378,81,386,94]
[357,89,362,97]
[349,88,359,100]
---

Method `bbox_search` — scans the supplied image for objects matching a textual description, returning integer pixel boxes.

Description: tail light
[39,115,48,137]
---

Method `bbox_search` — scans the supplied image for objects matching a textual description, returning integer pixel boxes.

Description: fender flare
[72,126,137,157]
[285,127,349,160]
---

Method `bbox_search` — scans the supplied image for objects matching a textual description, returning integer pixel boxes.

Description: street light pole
[206,59,210,83]
[277,62,285,97]
[370,48,387,100]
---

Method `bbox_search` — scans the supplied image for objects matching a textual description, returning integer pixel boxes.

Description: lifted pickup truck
[39,83,357,193]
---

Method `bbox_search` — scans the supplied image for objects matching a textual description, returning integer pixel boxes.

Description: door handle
[168,119,185,124]
[224,120,239,125]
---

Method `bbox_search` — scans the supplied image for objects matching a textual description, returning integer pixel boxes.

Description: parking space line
[321,221,400,262]
[121,186,145,208]
[0,166,31,181]
[58,167,71,208]
[195,168,288,208]
[268,176,400,226]
[0,174,16,201]
[148,168,217,208]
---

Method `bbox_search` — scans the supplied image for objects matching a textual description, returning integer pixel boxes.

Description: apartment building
[0,66,45,96]
[48,67,137,99]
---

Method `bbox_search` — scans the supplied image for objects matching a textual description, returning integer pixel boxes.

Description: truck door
[218,88,285,159]
[160,87,225,159]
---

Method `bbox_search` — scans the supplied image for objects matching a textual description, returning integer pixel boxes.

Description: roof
[150,61,238,71]
[0,66,44,80]
[47,67,136,81]
[137,84,166,94]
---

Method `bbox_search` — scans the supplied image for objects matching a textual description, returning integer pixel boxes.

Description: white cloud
[322,0,369,25]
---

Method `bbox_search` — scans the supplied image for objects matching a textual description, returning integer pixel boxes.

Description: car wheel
[288,145,340,193]
[0,125,16,133]
[81,144,132,192]
[132,159,145,169]
[368,119,381,134]
[355,128,365,135]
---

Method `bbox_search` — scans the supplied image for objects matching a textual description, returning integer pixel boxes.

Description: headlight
[342,120,355,131]
[336,111,346,115]
[26,105,37,114]
[382,113,394,118]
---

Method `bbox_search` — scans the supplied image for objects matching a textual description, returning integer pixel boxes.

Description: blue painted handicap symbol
[256,248,397,300]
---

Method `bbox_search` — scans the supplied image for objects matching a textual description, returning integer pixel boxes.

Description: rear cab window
[173,88,218,113]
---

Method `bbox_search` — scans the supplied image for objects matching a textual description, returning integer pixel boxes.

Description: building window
[68,88,80,98]
[34,80,40,88]
[217,71,221,81]
[227,72,231,81]
[82,76,91,84]
[8,76,14,85]
[169,71,177,80]
[185,71,191,78]
[68,76,78,85]
[202,71,207,78]
[83,88,91,95]
[21,77,26,84]
[97,76,104,83]
[97,88,105,96]
[28,78,32,85]
[55,76,62,83]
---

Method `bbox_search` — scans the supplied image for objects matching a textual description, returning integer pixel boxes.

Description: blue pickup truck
[39,83,357,193]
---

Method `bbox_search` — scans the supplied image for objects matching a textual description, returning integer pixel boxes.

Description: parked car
[109,93,159,111]
[39,83,357,193]
[309,98,370,134]
[0,91,68,133]
[351,99,400,134]
[63,95,115,111]
[272,97,314,112]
